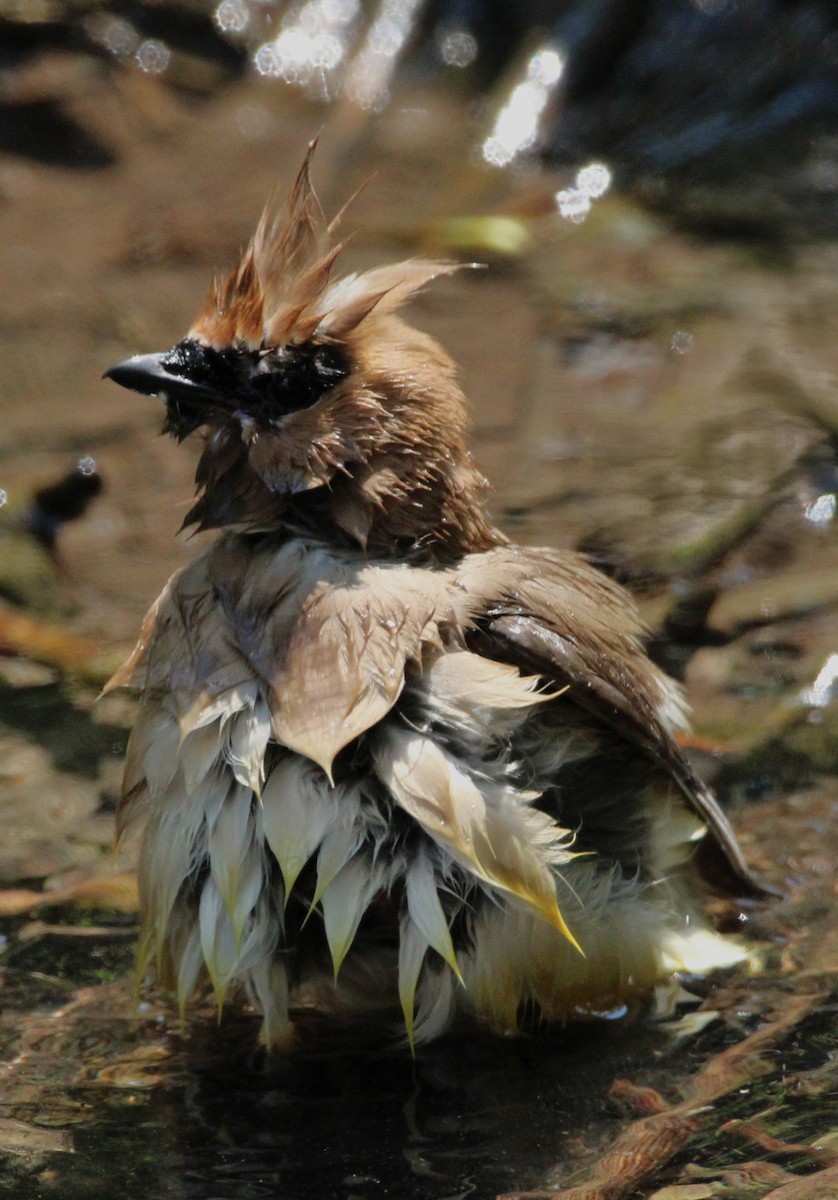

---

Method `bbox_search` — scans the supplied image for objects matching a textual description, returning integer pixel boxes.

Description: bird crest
[190,142,459,352]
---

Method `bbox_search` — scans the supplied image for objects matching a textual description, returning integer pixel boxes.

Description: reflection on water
[4,976,838,1198]
[0,1001,711,1200]
[153,1024,646,1200]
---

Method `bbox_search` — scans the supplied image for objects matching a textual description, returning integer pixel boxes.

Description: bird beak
[105,350,230,440]
[104,352,220,404]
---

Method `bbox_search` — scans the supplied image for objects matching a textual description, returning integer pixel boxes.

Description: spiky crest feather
[189,142,459,352]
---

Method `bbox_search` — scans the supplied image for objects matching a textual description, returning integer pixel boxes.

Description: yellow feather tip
[400,987,418,1057]
[547,901,584,957]
[444,948,465,988]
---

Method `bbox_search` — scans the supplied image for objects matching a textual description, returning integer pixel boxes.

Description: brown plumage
[105,146,765,1048]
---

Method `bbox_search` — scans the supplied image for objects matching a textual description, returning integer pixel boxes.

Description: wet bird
[105,149,764,1048]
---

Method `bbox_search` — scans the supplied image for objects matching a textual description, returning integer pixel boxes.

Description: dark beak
[104,352,221,404]
[105,349,232,440]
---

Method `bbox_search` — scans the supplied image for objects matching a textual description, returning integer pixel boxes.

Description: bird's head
[106,148,498,559]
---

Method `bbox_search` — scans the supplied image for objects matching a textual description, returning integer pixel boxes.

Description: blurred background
[2,3,838,1198]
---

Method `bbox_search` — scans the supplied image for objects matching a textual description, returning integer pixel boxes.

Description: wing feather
[455,548,768,901]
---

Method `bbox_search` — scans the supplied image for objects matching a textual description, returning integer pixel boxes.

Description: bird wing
[455,546,769,901]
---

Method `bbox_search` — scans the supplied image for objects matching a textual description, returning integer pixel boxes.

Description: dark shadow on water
[5,987,838,1200]
[70,1006,838,1198]
[3,1015,678,1200]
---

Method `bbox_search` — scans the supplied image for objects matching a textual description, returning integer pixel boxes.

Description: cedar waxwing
[105,147,765,1049]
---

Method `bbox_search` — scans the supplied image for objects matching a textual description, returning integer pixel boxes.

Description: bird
[104,146,765,1050]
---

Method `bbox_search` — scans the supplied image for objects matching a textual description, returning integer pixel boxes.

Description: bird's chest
[123,534,565,910]
[140,535,458,778]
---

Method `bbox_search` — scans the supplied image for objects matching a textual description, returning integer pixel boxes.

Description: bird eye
[312,347,347,380]
[247,342,350,422]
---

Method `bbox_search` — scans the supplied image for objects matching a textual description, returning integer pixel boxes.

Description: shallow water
[2,1020,667,1199]
[2,13,838,1199]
